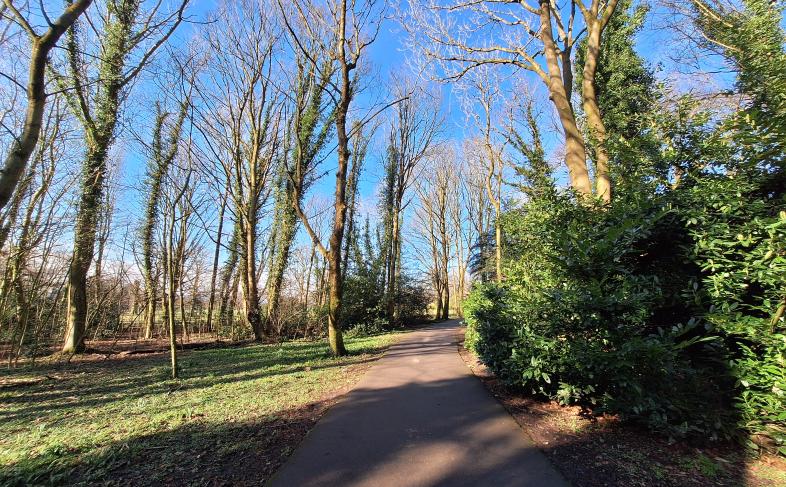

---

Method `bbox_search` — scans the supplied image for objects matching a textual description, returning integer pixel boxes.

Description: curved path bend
[269,319,568,487]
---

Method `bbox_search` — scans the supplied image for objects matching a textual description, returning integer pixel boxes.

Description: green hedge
[465,184,785,453]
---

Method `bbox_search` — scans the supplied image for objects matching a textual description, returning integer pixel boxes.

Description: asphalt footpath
[268,319,569,487]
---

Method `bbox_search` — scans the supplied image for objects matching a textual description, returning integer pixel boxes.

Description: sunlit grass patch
[0,332,401,485]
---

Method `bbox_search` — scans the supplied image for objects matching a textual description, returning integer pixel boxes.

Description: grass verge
[0,332,402,486]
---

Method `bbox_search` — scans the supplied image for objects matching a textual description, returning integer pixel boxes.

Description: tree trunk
[304,243,315,313]
[229,271,240,338]
[241,209,263,340]
[441,279,449,320]
[218,224,240,329]
[64,145,108,353]
[161,269,169,337]
[435,285,443,320]
[266,194,296,328]
[326,113,349,356]
[440,216,449,320]
[189,266,200,333]
[166,222,179,378]
[130,280,141,316]
[494,219,502,282]
[326,249,346,355]
[456,267,465,317]
[205,193,227,333]
[386,214,399,322]
[485,155,503,283]
[316,258,327,308]
[582,10,613,203]
[0,164,34,253]
[143,278,156,338]
[538,1,591,196]
[177,214,188,341]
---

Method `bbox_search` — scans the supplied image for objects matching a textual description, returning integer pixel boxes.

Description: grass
[0,332,402,486]
[679,453,723,480]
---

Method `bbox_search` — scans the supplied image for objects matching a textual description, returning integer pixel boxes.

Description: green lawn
[0,333,402,486]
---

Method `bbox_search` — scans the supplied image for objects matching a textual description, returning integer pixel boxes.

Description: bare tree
[381,78,441,323]
[56,0,190,352]
[459,70,506,282]
[415,146,453,320]
[462,139,495,282]
[0,0,92,212]
[279,0,384,355]
[194,0,281,340]
[406,0,620,201]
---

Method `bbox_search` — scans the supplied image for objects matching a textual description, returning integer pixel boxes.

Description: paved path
[269,320,568,487]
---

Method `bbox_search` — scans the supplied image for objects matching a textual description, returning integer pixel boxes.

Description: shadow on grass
[1,372,752,487]
[0,401,327,486]
[0,337,392,423]
[0,335,401,486]
[5,375,558,487]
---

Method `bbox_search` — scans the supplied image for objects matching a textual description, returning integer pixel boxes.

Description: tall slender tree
[381,80,441,322]
[140,101,187,339]
[58,0,189,353]
[280,0,383,356]
[266,57,333,327]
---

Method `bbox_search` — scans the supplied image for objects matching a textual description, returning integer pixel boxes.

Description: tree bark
[326,109,349,355]
[484,146,503,283]
[64,143,110,353]
[0,162,33,252]
[494,219,502,282]
[241,207,263,340]
[165,212,179,378]
[266,188,296,328]
[580,0,619,204]
[322,0,354,357]
[538,1,591,196]
[435,285,443,320]
[386,215,400,321]
[205,192,227,333]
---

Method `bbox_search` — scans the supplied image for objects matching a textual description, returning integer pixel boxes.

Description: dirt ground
[457,340,786,487]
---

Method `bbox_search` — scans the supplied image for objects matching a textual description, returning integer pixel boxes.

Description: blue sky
[103,0,746,272]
